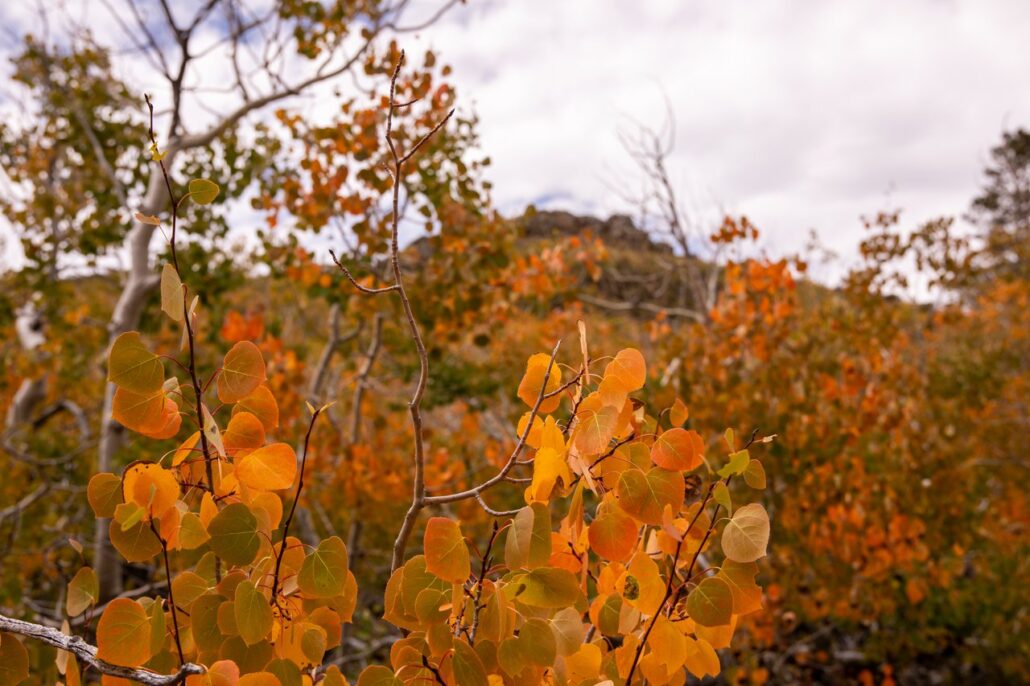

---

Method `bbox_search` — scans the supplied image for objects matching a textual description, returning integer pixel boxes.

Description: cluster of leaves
[364,345,772,685]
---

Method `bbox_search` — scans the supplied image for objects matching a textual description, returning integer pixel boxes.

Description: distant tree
[969,127,1030,283]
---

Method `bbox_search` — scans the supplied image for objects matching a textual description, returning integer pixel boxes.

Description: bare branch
[0,612,204,685]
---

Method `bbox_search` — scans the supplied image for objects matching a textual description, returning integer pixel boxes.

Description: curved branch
[0,612,204,685]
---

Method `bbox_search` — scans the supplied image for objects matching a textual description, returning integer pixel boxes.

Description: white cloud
[403,0,1030,279]
[1,0,1028,286]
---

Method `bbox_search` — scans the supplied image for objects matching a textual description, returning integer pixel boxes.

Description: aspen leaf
[713,481,732,516]
[134,211,161,226]
[449,640,488,686]
[423,517,469,583]
[236,442,296,491]
[651,427,703,471]
[721,502,770,563]
[526,446,571,503]
[208,503,260,566]
[669,398,689,426]
[588,507,637,562]
[237,674,279,686]
[717,560,763,615]
[616,467,684,525]
[96,598,151,667]
[223,411,267,456]
[356,666,403,686]
[517,352,562,414]
[550,606,585,656]
[604,347,646,392]
[686,576,734,627]
[122,461,179,519]
[683,635,721,678]
[109,517,162,562]
[718,448,750,478]
[573,404,618,455]
[0,633,29,686]
[514,567,581,608]
[235,580,273,646]
[218,341,266,404]
[298,536,349,598]
[111,387,165,434]
[66,567,99,617]
[108,332,163,394]
[160,263,183,322]
[188,178,220,205]
[743,459,766,489]
[505,504,550,570]
[234,384,279,430]
[87,473,123,518]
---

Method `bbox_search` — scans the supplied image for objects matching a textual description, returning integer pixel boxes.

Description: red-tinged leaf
[573,404,619,456]
[603,347,646,392]
[87,473,123,518]
[669,398,689,426]
[137,397,182,440]
[217,341,267,404]
[616,467,684,525]
[588,507,638,562]
[236,443,296,491]
[111,387,165,434]
[721,503,770,563]
[686,576,734,627]
[223,411,265,457]
[96,598,151,667]
[298,536,349,599]
[0,632,29,685]
[233,384,279,430]
[423,517,469,584]
[66,567,99,617]
[651,427,703,471]
[107,332,163,394]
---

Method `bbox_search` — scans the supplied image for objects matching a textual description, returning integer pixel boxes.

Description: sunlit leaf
[160,263,183,322]
[218,341,267,404]
[188,178,220,205]
[588,506,637,562]
[517,352,562,414]
[108,332,163,394]
[236,442,296,491]
[721,502,770,563]
[96,598,151,667]
[651,427,703,471]
[424,517,469,584]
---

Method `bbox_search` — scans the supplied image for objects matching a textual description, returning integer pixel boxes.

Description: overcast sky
[2,0,1029,283]
[403,0,1030,279]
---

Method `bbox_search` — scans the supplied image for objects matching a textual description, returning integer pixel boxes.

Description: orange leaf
[424,517,470,584]
[651,428,703,471]
[96,599,151,667]
[235,442,296,491]
[217,341,267,404]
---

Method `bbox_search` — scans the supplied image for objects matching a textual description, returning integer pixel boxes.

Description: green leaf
[208,503,260,567]
[718,448,750,479]
[160,263,183,322]
[108,332,164,394]
[298,536,349,598]
[66,567,99,617]
[686,576,733,627]
[713,481,732,516]
[514,567,581,608]
[188,178,220,205]
[235,580,273,645]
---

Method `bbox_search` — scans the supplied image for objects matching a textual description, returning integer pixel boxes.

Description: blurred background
[0,0,1026,683]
